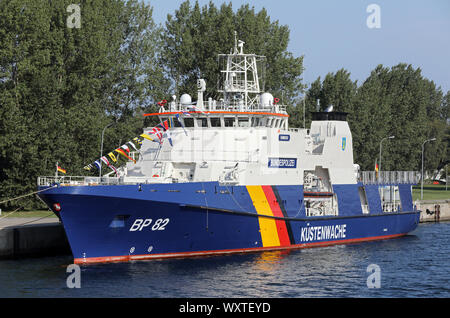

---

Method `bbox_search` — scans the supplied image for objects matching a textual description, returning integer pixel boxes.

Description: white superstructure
[124,38,356,188]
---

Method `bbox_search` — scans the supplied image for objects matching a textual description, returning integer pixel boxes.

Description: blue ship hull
[38,182,420,264]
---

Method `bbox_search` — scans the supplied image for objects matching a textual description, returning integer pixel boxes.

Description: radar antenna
[218,32,266,110]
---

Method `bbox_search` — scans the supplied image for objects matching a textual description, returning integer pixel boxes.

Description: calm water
[0,222,448,298]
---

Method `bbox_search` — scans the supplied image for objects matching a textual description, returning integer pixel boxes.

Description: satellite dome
[260,92,274,107]
[180,94,192,106]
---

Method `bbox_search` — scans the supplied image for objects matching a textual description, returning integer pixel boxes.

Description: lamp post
[303,97,306,129]
[421,138,436,200]
[100,121,117,178]
[379,135,395,179]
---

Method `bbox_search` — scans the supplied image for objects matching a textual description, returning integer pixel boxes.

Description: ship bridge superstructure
[126,37,302,186]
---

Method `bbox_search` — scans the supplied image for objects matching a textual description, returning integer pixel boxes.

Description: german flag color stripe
[262,186,291,247]
[246,186,280,247]
[246,185,293,248]
[271,186,295,244]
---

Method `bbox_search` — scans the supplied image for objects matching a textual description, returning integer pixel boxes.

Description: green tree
[0,0,164,210]
[337,64,446,171]
[161,0,304,104]
[351,65,392,170]
[299,69,357,129]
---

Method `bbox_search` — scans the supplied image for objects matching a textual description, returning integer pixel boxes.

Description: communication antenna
[218,32,265,109]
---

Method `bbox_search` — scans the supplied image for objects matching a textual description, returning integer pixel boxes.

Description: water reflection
[0,224,448,297]
[252,250,292,272]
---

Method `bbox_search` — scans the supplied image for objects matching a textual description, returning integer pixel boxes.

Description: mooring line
[0,185,57,205]
[0,206,23,220]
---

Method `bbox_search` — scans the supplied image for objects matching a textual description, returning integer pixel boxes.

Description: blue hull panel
[38,182,420,264]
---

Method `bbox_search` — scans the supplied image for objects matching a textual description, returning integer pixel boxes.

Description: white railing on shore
[358,171,420,184]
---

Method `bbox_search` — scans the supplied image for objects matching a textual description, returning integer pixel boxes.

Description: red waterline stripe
[74,233,406,265]
[261,185,291,247]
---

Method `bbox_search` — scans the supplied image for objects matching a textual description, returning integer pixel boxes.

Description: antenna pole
[303,98,306,128]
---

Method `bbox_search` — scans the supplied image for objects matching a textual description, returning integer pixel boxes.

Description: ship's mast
[218,31,266,111]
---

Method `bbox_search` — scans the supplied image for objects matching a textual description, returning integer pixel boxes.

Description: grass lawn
[412,184,450,201]
[0,210,57,218]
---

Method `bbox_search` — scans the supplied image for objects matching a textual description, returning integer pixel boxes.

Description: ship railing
[381,202,401,213]
[161,100,287,114]
[358,171,420,184]
[38,176,100,187]
[37,175,171,187]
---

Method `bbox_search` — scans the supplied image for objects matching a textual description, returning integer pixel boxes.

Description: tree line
[293,66,449,172]
[0,0,448,210]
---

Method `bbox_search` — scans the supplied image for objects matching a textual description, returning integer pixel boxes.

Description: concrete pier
[416,200,450,223]
[0,217,71,259]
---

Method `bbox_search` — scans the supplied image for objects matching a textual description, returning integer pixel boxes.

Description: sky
[149,0,450,93]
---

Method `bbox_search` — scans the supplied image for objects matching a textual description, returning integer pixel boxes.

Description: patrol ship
[37,38,421,264]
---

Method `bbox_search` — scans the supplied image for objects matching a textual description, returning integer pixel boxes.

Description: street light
[100,121,117,178]
[421,138,436,200]
[379,135,395,176]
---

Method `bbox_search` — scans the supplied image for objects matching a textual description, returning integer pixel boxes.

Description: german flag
[57,166,66,174]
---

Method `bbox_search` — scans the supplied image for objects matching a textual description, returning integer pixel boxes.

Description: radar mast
[218,31,266,110]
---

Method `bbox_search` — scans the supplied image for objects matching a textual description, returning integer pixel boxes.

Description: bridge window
[210,117,221,127]
[184,118,194,127]
[251,117,261,127]
[272,119,279,127]
[224,117,235,127]
[197,118,207,127]
[172,118,181,127]
[238,117,249,127]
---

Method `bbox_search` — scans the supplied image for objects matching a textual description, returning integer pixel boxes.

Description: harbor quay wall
[0,222,70,259]
[416,200,450,223]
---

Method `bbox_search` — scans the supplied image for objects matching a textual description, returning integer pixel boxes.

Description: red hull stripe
[74,233,406,265]
[261,185,291,247]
